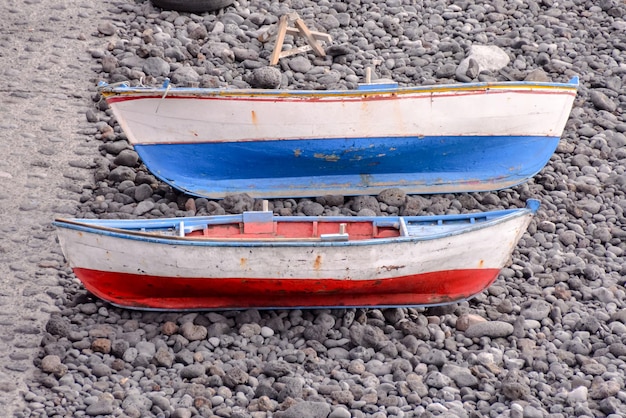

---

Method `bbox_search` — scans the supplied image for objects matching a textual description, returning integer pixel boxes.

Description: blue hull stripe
[135,135,559,198]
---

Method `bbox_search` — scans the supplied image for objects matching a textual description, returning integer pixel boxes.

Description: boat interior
[183,216,405,241]
[175,211,491,242]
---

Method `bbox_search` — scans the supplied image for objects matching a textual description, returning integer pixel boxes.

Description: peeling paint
[314,153,340,162]
[381,265,405,271]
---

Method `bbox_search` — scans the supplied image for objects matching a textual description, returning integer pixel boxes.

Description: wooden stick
[259,26,332,43]
[285,27,331,42]
[278,45,313,59]
[294,18,325,57]
[269,15,289,65]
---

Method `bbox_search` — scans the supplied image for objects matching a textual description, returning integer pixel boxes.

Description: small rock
[521,300,551,321]
[180,322,208,341]
[171,408,193,418]
[114,149,140,167]
[456,313,486,332]
[154,347,175,368]
[377,188,407,207]
[97,22,116,36]
[40,355,67,377]
[288,56,312,73]
[223,367,249,388]
[464,321,514,338]
[567,386,588,405]
[86,400,114,416]
[329,406,351,418]
[108,166,136,183]
[277,401,331,418]
[91,338,111,354]
[252,67,282,88]
[589,90,617,112]
[260,326,274,337]
[180,364,205,379]
[133,200,155,216]
[45,316,71,338]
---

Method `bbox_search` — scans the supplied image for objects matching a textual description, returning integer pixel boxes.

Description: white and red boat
[53,200,539,310]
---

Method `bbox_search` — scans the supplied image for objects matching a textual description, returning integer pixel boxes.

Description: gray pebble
[180,322,208,341]
[86,399,114,416]
[113,149,139,167]
[421,349,446,367]
[133,200,155,215]
[154,347,174,367]
[101,140,130,156]
[521,300,552,321]
[97,22,116,36]
[260,326,274,337]
[377,188,407,207]
[180,364,205,379]
[45,316,71,338]
[442,364,479,388]
[464,321,514,338]
[329,406,351,418]
[108,165,136,183]
[277,401,331,418]
[143,57,171,77]
[133,183,154,201]
[40,355,67,377]
[288,56,313,73]
[590,90,618,112]
[252,67,282,88]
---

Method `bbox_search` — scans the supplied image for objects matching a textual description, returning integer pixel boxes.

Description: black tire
[151,0,235,13]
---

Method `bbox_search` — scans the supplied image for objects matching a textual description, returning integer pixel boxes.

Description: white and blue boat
[99,78,578,199]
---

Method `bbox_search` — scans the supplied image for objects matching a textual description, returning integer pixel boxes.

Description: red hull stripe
[73,268,500,310]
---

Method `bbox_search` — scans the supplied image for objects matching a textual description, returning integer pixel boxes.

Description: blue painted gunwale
[52,199,539,248]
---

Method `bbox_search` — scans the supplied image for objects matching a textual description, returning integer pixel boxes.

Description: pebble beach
[1,0,626,417]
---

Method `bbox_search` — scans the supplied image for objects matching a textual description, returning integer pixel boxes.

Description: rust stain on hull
[314,255,322,271]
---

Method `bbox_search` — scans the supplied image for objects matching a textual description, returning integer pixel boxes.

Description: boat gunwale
[53,200,539,247]
[98,77,579,100]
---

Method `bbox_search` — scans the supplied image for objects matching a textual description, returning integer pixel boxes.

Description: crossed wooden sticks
[259,12,332,65]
